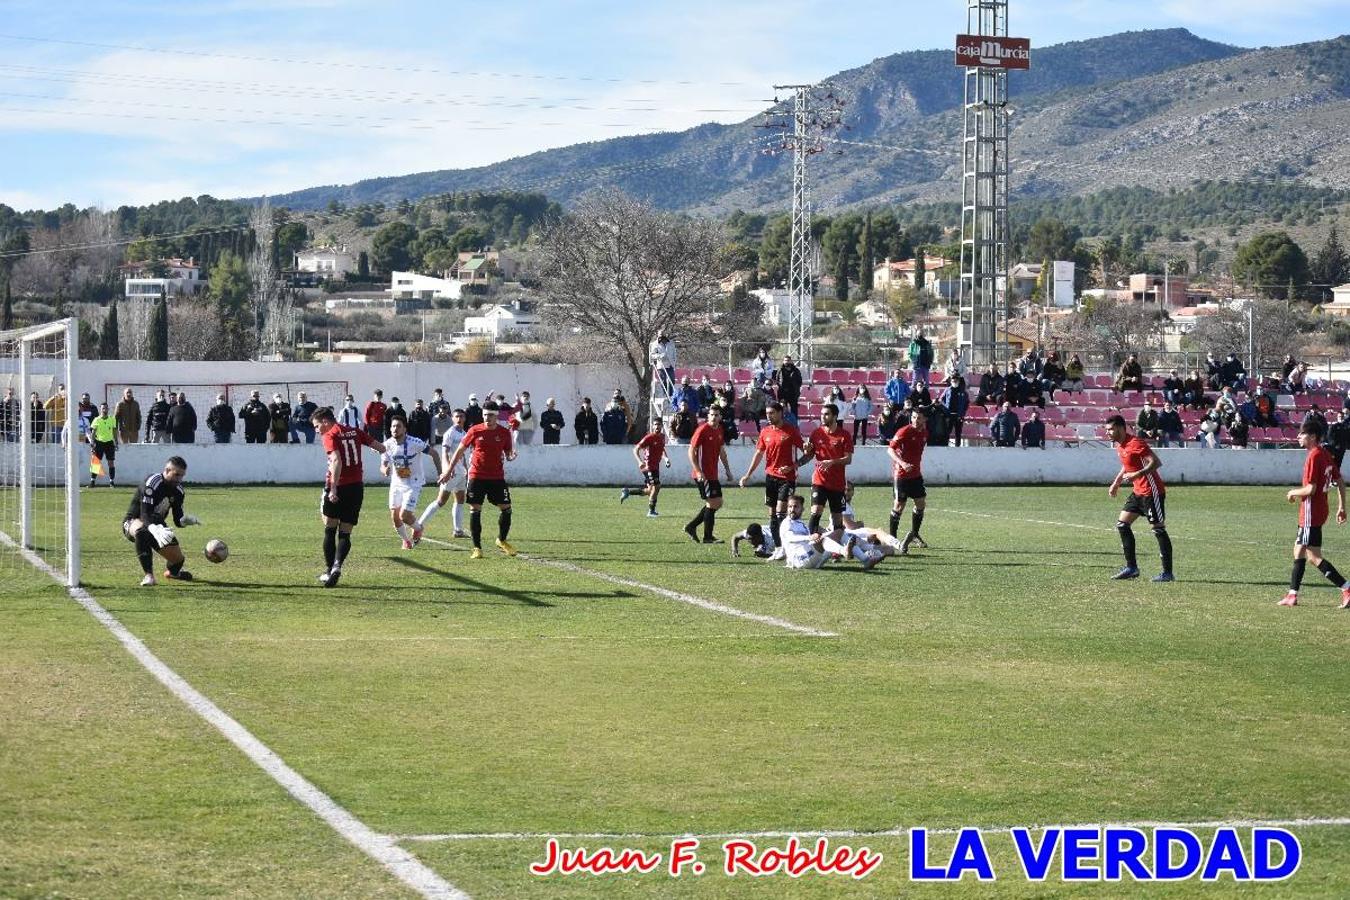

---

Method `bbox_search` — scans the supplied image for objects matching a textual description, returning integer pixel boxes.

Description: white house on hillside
[752,288,815,328]
[463,303,540,339]
[124,256,203,299]
[296,246,356,277]
[1323,283,1350,318]
[390,271,462,301]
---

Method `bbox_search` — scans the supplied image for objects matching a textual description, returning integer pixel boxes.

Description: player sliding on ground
[776,493,880,570]
[415,408,469,538]
[1279,420,1350,608]
[381,416,434,549]
[887,406,929,554]
[685,405,733,544]
[738,401,803,559]
[620,417,670,516]
[444,400,517,558]
[122,455,200,586]
[312,406,385,588]
[1106,414,1175,582]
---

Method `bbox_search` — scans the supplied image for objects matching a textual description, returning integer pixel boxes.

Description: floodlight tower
[761,85,845,380]
[956,1,1029,369]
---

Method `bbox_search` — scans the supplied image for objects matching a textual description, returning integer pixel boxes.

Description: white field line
[397,816,1350,843]
[0,530,467,900]
[942,507,1267,547]
[422,537,838,638]
[160,633,796,644]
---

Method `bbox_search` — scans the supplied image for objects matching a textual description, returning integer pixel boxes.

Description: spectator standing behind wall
[1021,410,1045,448]
[382,397,406,434]
[168,393,197,444]
[239,391,270,443]
[291,392,318,444]
[338,394,362,430]
[145,390,171,443]
[991,402,1020,447]
[940,376,969,446]
[463,394,484,428]
[30,392,45,442]
[514,392,535,445]
[540,398,564,445]
[908,328,934,385]
[115,388,142,445]
[669,401,698,445]
[574,398,599,445]
[268,393,291,444]
[76,392,96,442]
[44,385,66,443]
[364,390,387,441]
[775,356,803,419]
[206,394,235,443]
[1,387,18,441]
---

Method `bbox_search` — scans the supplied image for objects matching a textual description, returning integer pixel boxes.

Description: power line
[0,33,762,89]
[0,65,767,114]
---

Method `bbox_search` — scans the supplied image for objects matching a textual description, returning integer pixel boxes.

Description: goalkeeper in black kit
[122,455,200,586]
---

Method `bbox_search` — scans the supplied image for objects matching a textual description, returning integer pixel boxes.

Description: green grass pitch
[2,483,1349,898]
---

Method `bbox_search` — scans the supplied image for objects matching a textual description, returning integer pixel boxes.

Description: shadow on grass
[388,556,637,607]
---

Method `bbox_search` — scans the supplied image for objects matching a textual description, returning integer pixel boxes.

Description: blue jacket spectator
[674,378,700,417]
[884,370,911,406]
[940,378,970,447]
[991,403,1020,447]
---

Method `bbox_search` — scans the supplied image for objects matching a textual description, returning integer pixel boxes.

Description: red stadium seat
[867,370,888,384]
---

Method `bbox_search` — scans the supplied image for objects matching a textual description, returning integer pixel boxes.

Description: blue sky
[0,0,1343,210]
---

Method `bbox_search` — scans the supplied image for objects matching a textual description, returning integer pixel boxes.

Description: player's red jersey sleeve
[1301,446,1337,527]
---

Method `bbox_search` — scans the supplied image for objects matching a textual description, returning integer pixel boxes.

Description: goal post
[0,318,79,588]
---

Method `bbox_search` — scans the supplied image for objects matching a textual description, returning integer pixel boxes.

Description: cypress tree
[147,290,169,361]
[99,300,120,359]
[2,278,11,330]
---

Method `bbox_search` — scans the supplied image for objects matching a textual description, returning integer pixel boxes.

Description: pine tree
[99,300,120,359]
[1311,224,1349,298]
[147,290,169,361]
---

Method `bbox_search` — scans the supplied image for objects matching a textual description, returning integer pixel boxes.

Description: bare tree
[1064,298,1166,367]
[1185,299,1310,373]
[250,198,294,358]
[537,191,725,422]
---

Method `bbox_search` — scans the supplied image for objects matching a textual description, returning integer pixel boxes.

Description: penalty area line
[422,537,838,638]
[0,531,467,900]
[396,816,1350,843]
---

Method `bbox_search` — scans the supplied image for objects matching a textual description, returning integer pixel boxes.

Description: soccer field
[3,483,1349,898]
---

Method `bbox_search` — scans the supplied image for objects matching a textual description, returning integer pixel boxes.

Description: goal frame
[5,318,79,587]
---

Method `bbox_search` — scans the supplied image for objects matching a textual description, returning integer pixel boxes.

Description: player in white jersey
[776,494,882,570]
[415,408,469,538]
[381,416,432,549]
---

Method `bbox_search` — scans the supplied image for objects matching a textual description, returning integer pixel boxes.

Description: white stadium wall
[95,443,1306,487]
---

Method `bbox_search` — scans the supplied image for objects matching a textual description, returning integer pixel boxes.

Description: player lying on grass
[775,494,882,570]
[620,417,671,517]
[1280,419,1350,608]
[415,408,469,538]
[122,455,200,587]
[381,416,436,549]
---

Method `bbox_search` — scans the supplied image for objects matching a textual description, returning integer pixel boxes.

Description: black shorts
[643,470,661,488]
[321,482,365,525]
[811,486,845,514]
[1296,525,1324,548]
[93,440,116,460]
[764,475,796,507]
[893,476,927,502]
[1122,491,1166,526]
[697,479,723,501]
[467,478,511,506]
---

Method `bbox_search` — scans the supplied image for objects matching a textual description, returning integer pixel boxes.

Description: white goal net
[0,319,80,587]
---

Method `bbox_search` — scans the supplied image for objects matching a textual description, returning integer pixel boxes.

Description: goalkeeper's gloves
[180,514,200,526]
[146,524,177,548]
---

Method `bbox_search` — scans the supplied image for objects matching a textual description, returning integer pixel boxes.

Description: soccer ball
[204,539,229,563]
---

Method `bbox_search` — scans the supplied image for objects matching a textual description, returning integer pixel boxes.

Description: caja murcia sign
[955,34,1031,69]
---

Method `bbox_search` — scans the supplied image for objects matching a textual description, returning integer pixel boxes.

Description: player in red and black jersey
[1279,420,1350,608]
[445,400,517,558]
[621,418,671,516]
[800,403,854,535]
[685,405,733,544]
[887,406,929,554]
[313,406,385,587]
[1106,414,1174,582]
[738,402,803,550]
